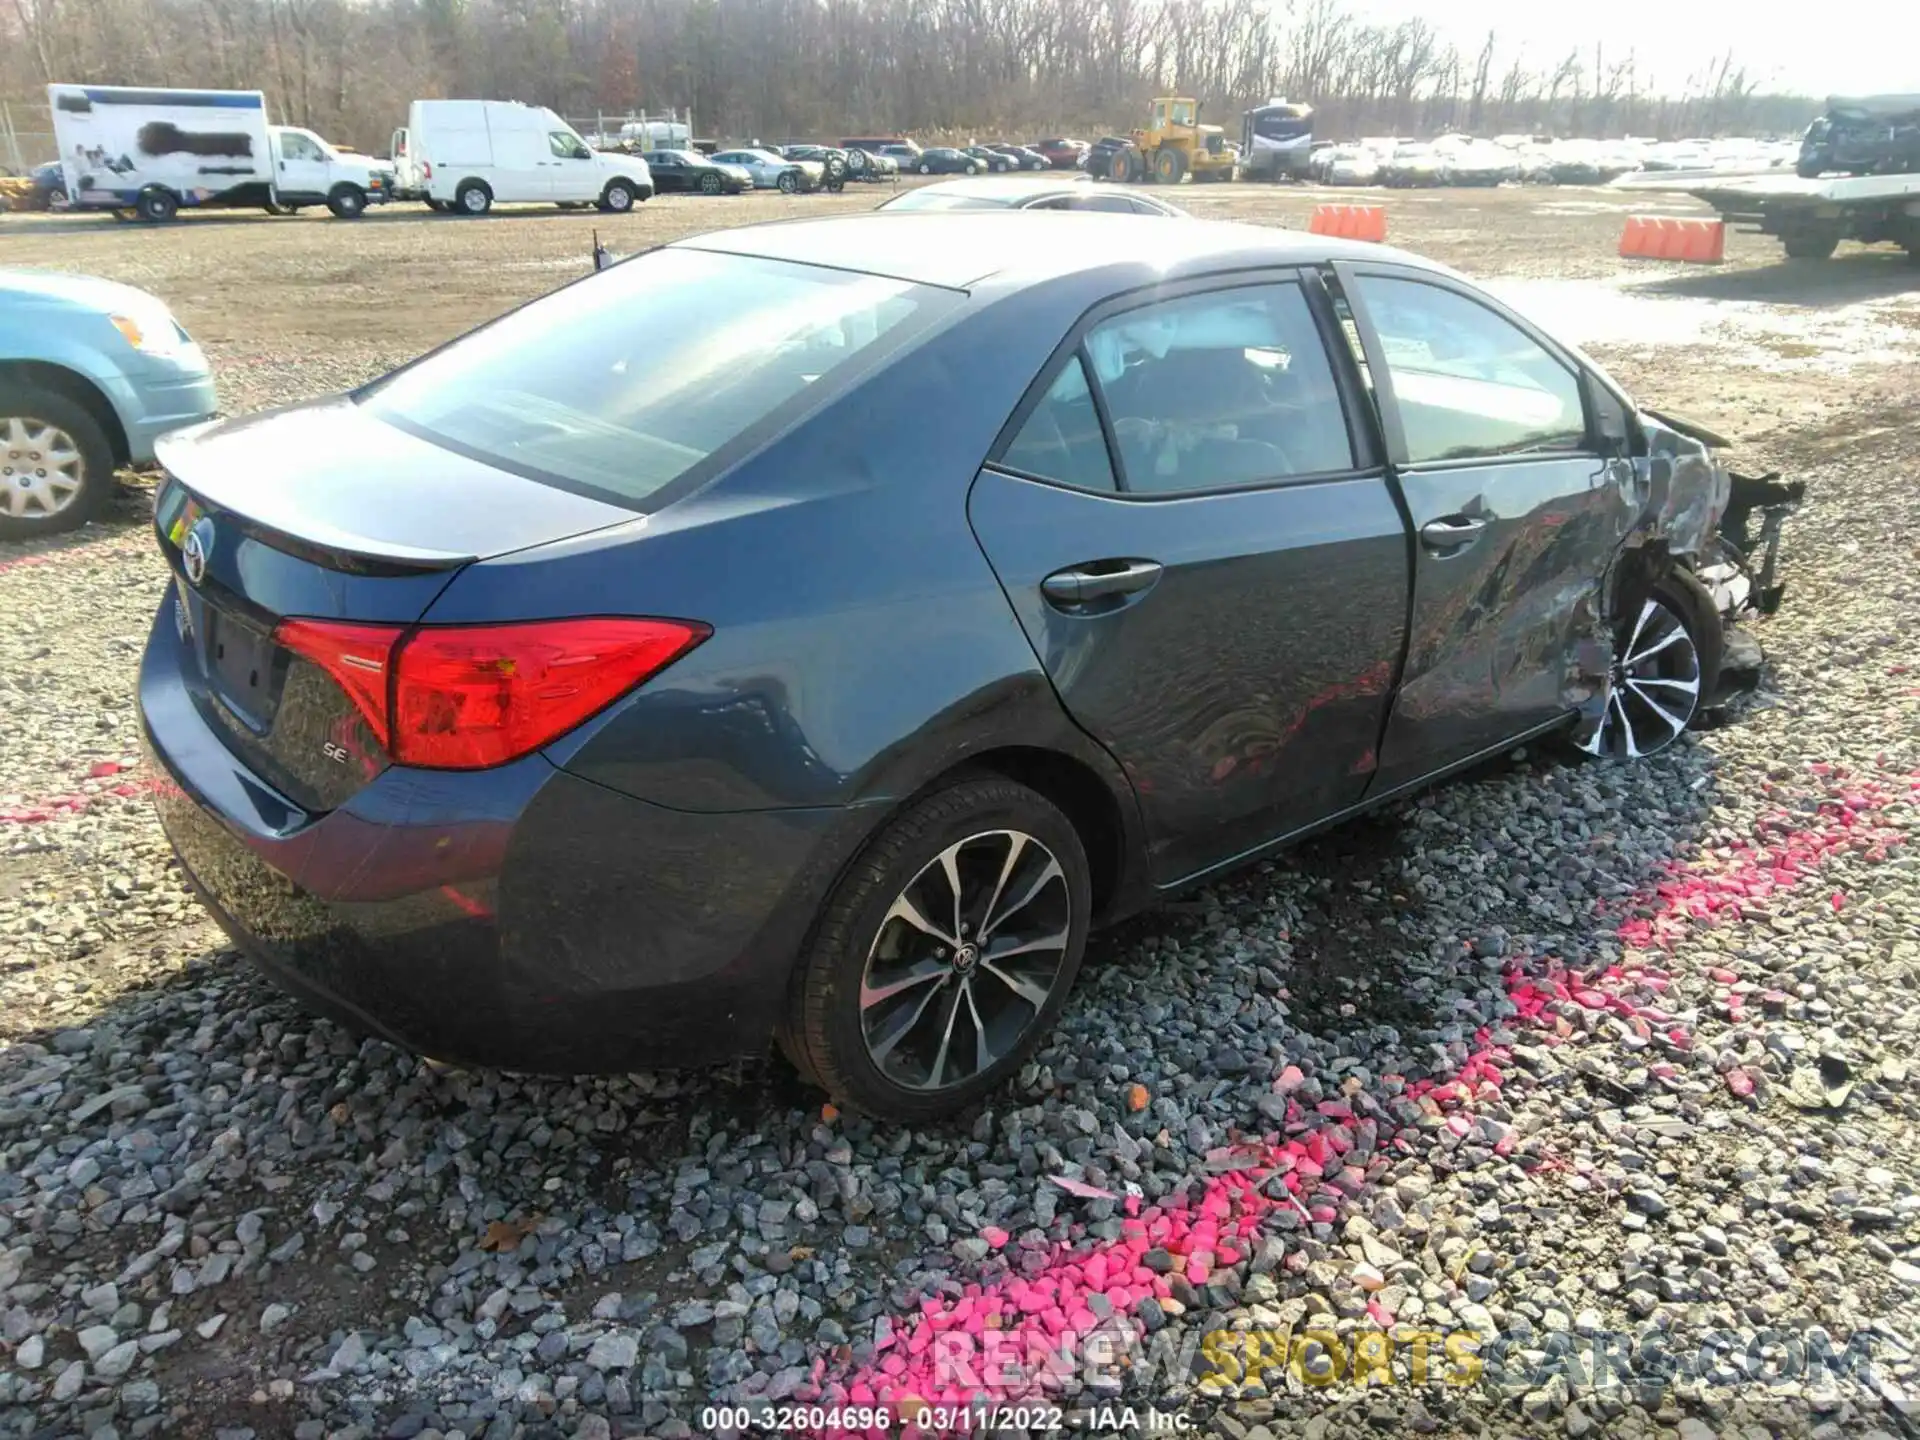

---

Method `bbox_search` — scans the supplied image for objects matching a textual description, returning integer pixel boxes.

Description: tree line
[4,0,1819,156]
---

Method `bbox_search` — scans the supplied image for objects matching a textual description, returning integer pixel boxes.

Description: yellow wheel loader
[1104,97,1238,184]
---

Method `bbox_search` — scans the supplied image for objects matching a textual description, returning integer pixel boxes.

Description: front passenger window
[1352,276,1586,464]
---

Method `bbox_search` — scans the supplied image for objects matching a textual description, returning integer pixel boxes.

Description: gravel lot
[3,184,1919,1440]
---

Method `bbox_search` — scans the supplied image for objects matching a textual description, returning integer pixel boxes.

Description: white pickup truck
[50,84,393,222]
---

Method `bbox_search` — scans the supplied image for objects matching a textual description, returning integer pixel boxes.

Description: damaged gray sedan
[161,213,1796,1119]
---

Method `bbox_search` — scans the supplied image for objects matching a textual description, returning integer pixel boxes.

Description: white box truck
[390,100,652,215]
[50,84,393,222]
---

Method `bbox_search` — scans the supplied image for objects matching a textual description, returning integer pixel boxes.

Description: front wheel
[779,776,1091,1121]
[327,185,366,219]
[1570,574,1721,761]
[600,179,636,212]
[0,388,116,541]
[699,171,722,195]
[777,170,799,194]
[918,162,933,174]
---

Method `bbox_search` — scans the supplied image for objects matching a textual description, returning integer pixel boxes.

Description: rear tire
[0,386,116,541]
[455,180,492,216]
[135,187,177,223]
[326,185,366,219]
[1781,226,1838,260]
[778,776,1090,1122]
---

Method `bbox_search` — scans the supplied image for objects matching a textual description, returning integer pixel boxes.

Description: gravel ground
[3,185,1919,1440]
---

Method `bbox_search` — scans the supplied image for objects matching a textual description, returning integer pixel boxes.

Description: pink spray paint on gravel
[0,761,160,825]
[796,765,1913,1430]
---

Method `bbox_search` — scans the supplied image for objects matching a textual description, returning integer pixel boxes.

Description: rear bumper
[139,598,876,1073]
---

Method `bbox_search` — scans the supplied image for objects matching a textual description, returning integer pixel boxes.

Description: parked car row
[34,85,910,225]
[834,136,1092,175]
[1307,132,1802,188]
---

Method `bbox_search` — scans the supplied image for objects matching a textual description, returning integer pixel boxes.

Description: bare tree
[0,0,1817,154]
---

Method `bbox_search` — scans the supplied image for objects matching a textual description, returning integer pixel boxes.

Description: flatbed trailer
[1667,171,1920,261]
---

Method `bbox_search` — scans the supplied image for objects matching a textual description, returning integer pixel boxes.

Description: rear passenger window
[1000,355,1116,491]
[1352,276,1586,464]
[1084,283,1354,493]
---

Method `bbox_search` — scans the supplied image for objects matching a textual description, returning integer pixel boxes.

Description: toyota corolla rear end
[138,243,964,1073]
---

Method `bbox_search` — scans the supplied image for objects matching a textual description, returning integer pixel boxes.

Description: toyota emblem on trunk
[182,516,214,586]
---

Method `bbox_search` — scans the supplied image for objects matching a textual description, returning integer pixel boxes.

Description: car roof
[674,211,1433,291]
[902,175,1093,201]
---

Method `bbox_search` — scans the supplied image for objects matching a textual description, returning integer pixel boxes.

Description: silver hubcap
[463,190,486,212]
[2,416,85,518]
[1578,597,1702,759]
[860,829,1072,1092]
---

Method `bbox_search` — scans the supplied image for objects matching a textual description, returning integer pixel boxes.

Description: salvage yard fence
[1,99,55,171]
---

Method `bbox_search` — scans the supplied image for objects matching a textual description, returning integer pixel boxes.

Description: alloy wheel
[1578,596,1702,759]
[2,416,85,519]
[859,828,1071,1092]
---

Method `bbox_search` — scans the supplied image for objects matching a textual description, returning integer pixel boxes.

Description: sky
[1336,0,1920,99]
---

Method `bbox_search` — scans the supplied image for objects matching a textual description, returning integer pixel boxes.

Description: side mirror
[1585,371,1637,458]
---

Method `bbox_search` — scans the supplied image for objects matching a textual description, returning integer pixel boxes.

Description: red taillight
[422,161,432,180]
[277,618,403,748]
[272,616,709,771]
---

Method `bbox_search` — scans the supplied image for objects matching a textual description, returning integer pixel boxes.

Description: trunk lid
[152,399,640,812]
[156,397,640,566]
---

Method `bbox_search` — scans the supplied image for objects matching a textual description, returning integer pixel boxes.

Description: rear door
[1334,262,1636,788]
[967,272,1410,885]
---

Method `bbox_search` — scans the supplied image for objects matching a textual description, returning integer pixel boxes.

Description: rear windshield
[358,249,945,508]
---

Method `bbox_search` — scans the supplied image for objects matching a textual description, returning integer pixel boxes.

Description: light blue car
[0,268,218,539]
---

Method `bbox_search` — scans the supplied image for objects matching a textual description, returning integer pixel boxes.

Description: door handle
[1042,560,1163,605]
[1419,515,1487,554]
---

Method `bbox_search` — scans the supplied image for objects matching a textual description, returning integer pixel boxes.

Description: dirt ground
[5,179,1918,464]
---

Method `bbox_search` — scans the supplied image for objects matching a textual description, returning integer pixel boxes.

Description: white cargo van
[49,84,391,221]
[391,101,652,215]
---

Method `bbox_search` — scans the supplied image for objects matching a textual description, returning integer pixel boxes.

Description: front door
[547,130,598,202]
[967,274,1409,885]
[272,129,332,203]
[1335,263,1637,788]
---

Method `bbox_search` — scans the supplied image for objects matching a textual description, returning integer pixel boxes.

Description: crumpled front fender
[1567,413,1801,744]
